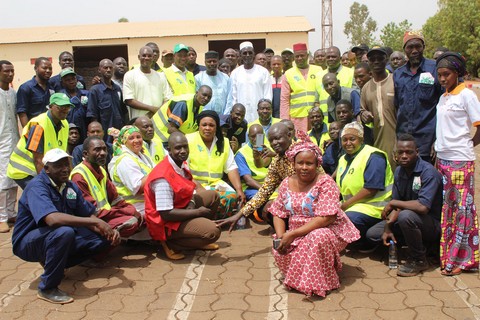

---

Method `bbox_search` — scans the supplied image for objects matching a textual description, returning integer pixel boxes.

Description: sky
[3,0,439,52]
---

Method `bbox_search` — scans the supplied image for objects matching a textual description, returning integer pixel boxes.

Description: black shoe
[397,260,429,277]
[37,288,74,304]
[358,243,379,254]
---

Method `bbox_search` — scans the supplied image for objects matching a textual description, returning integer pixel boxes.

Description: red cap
[293,43,308,52]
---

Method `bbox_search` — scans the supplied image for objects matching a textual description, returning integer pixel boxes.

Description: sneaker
[397,260,429,277]
[358,243,379,254]
[0,222,10,233]
[37,288,74,304]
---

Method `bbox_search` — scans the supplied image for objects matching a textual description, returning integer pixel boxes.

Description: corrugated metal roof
[0,16,314,44]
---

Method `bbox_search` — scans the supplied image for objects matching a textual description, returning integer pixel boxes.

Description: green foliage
[380,20,412,51]
[423,0,480,77]
[118,17,129,23]
[344,2,378,47]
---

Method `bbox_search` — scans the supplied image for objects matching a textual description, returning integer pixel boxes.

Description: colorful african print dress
[270,174,360,297]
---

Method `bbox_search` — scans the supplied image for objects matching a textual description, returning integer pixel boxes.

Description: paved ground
[1,217,480,320]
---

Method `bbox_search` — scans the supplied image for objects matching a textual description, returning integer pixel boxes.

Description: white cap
[42,148,72,165]
[239,41,254,51]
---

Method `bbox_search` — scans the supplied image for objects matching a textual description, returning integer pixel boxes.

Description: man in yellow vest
[281,43,322,133]
[163,44,196,97]
[234,124,273,201]
[7,93,71,189]
[134,116,165,164]
[307,106,330,150]
[71,136,142,238]
[152,85,212,143]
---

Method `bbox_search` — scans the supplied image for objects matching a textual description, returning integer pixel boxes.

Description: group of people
[0,29,479,302]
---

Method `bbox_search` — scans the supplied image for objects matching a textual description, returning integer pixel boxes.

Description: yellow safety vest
[307,123,330,151]
[247,117,281,149]
[111,153,152,204]
[143,137,165,164]
[163,66,196,96]
[151,94,202,142]
[70,163,111,210]
[316,66,355,123]
[186,132,229,187]
[7,112,68,180]
[336,145,393,219]
[285,65,322,118]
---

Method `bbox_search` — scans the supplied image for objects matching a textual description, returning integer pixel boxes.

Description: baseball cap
[162,49,174,56]
[49,93,74,107]
[42,148,72,165]
[69,123,80,130]
[367,47,387,58]
[173,44,189,54]
[281,48,293,55]
[352,44,369,53]
[263,48,274,54]
[60,67,76,78]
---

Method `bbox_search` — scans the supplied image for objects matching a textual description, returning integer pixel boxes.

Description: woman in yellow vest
[186,110,246,220]
[108,126,155,239]
[336,122,393,251]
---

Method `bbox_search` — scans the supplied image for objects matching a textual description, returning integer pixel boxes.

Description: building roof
[0,16,314,44]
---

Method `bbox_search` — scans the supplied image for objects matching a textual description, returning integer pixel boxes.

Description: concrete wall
[0,31,308,89]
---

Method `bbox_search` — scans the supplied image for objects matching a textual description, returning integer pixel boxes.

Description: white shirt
[0,87,19,189]
[226,64,272,123]
[435,85,480,161]
[123,68,173,119]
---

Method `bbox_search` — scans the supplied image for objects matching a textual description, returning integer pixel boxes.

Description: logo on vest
[348,168,354,175]
[66,187,77,200]
[310,74,316,79]
[58,140,63,146]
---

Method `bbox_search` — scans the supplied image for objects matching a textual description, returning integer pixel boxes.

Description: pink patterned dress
[270,174,360,297]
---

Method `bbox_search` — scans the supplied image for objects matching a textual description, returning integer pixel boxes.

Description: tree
[423,0,480,77]
[118,17,129,23]
[344,2,377,46]
[380,20,412,51]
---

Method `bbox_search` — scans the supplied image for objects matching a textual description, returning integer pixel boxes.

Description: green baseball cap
[60,67,76,78]
[50,93,74,107]
[173,43,189,54]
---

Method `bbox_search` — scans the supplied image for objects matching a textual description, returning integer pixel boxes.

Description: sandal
[441,267,462,276]
[160,241,185,260]
[199,243,219,250]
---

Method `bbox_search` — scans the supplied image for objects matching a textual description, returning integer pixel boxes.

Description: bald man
[123,46,172,119]
[87,59,127,143]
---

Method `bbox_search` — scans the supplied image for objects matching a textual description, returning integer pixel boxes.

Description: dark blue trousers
[14,226,110,290]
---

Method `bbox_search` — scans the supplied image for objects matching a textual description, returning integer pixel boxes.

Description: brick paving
[0,217,479,319]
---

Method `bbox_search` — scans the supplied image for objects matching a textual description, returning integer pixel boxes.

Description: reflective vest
[144,156,195,241]
[143,137,166,164]
[111,153,153,204]
[70,163,111,210]
[186,132,229,187]
[151,94,202,142]
[7,112,68,180]
[285,65,322,118]
[316,66,355,122]
[237,144,278,200]
[163,66,196,96]
[336,145,393,219]
[247,117,281,149]
[308,123,330,151]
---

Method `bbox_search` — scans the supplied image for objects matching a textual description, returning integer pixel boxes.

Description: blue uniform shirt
[49,73,86,92]
[394,58,443,157]
[12,170,96,251]
[86,81,127,142]
[392,157,443,221]
[16,76,54,119]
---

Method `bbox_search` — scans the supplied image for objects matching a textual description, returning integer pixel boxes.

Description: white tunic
[0,87,19,189]
[226,64,272,123]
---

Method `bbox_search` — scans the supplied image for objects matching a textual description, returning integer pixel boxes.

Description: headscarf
[286,130,323,165]
[197,110,224,155]
[341,122,364,139]
[436,51,467,77]
[113,125,141,156]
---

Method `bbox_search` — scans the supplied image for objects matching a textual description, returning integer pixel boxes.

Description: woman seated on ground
[108,125,155,240]
[270,136,360,297]
[186,110,246,219]
[335,122,393,251]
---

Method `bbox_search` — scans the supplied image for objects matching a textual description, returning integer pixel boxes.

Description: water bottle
[236,216,246,230]
[388,240,398,269]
